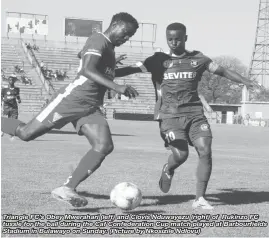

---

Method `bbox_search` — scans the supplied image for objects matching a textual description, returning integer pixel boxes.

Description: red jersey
[138,51,217,120]
[58,33,116,107]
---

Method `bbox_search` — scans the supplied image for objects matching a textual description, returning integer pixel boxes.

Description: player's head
[108,12,139,47]
[8,76,17,87]
[166,23,188,54]
[8,74,17,86]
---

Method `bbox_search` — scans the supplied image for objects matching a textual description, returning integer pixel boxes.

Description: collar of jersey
[165,50,192,58]
[98,32,112,43]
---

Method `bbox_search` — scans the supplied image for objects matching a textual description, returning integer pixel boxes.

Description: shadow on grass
[78,188,269,207]
[72,207,165,213]
[34,139,67,141]
[206,188,269,206]
[47,130,134,137]
[71,207,113,213]
[123,209,165,214]
[78,191,194,207]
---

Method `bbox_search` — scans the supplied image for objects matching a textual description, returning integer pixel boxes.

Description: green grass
[1,116,269,237]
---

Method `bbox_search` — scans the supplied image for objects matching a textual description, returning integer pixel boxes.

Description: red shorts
[159,114,212,146]
[35,95,108,135]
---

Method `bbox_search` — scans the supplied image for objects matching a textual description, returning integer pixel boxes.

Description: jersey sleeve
[203,54,220,73]
[81,33,106,58]
[135,54,156,73]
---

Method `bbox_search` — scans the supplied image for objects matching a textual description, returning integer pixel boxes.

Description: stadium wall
[241,102,269,119]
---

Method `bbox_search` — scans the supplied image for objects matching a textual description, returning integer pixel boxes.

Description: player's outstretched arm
[115,55,154,77]
[115,65,142,77]
[81,54,138,98]
[211,65,259,90]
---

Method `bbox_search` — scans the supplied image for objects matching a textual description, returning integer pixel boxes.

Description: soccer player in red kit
[1,12,139,207]
[115,23,259,209]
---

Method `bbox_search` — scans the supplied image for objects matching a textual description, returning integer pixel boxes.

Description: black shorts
[3,106,18,119]
[159,114,212,146]
[35,94,108,135]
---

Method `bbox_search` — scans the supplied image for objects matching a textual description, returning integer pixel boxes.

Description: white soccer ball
[110,182,142,210]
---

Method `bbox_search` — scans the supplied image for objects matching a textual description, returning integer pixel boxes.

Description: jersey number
[165,131,176,143]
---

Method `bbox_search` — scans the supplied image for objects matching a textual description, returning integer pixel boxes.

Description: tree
[250,87,269,102]
[199,56,248,104]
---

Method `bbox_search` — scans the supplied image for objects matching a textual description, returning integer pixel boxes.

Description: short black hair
[110,12,139,30]
[166,23,186,33]
[8,76,16,81]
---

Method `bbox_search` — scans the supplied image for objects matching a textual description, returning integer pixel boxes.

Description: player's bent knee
[16,128,34,142]
[171,145,189,164]
[16,125,43,142]
[173,150,189,163]
[16,119,51,141]
[93,142,114,155]
[197,146,212,160]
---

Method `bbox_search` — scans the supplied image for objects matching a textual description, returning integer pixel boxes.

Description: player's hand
[244,80,262,91]
[116,54,127,65]
[116,85,139,98]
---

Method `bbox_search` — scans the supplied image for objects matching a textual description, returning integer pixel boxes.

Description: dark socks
[64,149,106,189]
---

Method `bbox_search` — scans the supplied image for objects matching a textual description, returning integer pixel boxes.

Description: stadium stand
[31,42,157,117]
[2,37,159,117]
[1,38,48,113]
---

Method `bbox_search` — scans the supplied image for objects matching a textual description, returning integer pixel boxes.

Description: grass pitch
[1,114,269,237]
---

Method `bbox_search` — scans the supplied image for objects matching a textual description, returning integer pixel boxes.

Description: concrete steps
[14,41,158,115]
[1,40,48,112]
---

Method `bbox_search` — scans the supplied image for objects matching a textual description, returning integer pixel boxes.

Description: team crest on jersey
[200,124,209,131]
[7,91,11,95]
[190,60,199,67]
[163,59,173,68]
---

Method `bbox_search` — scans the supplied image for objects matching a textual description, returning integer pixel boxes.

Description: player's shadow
[47,130,77,135]
[143,189,269,206]
[78,189,269,207]
[72,207,164,214]
[47,130,134,137]
[71,206,113,213]
[123,209,165,214]
[206,188,269,206]
[77,191,165,213]
[78,191,109,199]
[34,139,67,141]
[112,134,134,137]
[78,191,193,208]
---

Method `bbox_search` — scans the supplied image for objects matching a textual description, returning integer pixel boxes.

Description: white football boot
[51,186,88,207]
[192,197,214,210]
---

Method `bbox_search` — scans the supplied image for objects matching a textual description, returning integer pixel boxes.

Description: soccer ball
[110,182,142,210]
